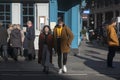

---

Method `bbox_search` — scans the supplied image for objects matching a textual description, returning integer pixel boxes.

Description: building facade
[0,1,49,49]
[0,0,83,49]
[87,0,120,29]
[50,0,82,49]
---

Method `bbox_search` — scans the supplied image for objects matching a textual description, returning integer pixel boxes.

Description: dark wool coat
[38,33,53,64]
[10,29,22,48]
[23,26,35,49]
[0,27,8,47]
[53,25,74,53]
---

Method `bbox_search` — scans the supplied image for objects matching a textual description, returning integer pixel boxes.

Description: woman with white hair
[10,24,22,61]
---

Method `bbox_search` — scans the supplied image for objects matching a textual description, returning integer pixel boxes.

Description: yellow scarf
[56,26,62,37]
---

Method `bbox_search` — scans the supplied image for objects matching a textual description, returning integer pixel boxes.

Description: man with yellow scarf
[53,18,74,74]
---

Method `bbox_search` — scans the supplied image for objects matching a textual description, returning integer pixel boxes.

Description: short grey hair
[27,21,32,24]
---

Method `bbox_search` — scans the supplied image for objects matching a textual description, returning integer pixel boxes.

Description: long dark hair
[42,25,51,34]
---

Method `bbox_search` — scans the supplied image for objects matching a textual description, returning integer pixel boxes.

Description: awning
[58,0,81,11]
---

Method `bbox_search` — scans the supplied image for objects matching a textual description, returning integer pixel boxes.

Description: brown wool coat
[53,25,74,53]
[38,33,53,64]
[107,24,119,46]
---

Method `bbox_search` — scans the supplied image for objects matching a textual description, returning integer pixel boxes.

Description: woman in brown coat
[38,25,53,74]
[53,18,74,74]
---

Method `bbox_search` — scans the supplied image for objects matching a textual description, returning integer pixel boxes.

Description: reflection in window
[6,15,10,20]
[6,5,10,12]
[23,8,27,15]
[0,5,4,11]
[29,3,33,7]
[29,8,33,15]
[0,3,11,28]
[23,4,27,7]
[5,13,10,15]
[29,16,34,22]
[0,13,4,15]
[0,16,4,20]
[22,3,34,27]
[23,16,28,24]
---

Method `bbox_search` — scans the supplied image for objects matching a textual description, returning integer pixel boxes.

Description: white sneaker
[63,65,67,73]
[58,69,62,74]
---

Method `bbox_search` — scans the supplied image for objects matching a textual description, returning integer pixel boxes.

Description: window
[105,12,113,21]
[97,13,102,27]
[22,3,34,27]
[115,10,119,17]
[0,3,11,28]
[105,0,114,7]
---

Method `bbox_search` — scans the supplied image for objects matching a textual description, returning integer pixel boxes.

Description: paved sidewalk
[0,41,120,80]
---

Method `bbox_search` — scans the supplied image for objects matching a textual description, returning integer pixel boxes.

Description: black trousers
[57,38,68,69]
[27,40,36,60]
[13,47,20,60]
[8,41,13,58]
[107,46,117,67]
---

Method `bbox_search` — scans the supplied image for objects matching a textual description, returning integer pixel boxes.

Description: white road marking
[0,73,88,76]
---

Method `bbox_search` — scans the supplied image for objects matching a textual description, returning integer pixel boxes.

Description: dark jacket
[26,26,35,41]
[53,24,74,53]
[38,33,53,64]
[10,29,22,48]
[0,26,8,46]
[24,26,35,49]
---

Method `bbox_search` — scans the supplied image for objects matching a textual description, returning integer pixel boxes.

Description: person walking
[10,24,22,61]
[53,18,74,74]
[38,25,53,74]
[23,21,35,60]
[7,24,13,42]
[7,24,13,58]
[0,21,8,61]
[17,24,25,56]
[106,18,119,68]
